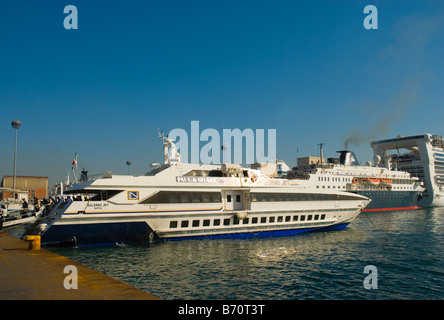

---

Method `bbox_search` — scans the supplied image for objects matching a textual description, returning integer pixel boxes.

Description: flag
[72,153,78,166]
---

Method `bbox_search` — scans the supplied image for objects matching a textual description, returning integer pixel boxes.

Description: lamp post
[11,120,22,198]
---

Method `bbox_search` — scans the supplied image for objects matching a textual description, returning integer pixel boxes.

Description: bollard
[23,235,41,250]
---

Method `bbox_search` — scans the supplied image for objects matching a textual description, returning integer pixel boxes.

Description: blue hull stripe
[42,221,350,247]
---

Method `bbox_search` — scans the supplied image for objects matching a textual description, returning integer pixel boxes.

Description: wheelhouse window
[141,191,222,204]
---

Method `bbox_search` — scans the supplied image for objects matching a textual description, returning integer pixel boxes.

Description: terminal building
[1,176,48,200]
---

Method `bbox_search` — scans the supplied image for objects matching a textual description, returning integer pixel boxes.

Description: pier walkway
[0,233,159,300]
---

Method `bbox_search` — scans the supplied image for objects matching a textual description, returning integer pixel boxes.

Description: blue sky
[1,0,443,186]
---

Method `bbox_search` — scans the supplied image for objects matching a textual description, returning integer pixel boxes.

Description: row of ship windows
[318,177,352,182]
[143,191,357,204]
[169,214,327,228]
[317,177,414,184]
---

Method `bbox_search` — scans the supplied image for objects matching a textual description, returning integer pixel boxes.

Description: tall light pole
[11,120,22,198]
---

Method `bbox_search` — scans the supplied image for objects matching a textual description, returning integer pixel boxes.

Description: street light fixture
[11,120,22,198]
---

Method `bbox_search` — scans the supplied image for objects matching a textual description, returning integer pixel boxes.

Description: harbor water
[11,207,444,299]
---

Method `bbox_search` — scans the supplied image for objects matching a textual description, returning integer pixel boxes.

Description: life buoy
[251,175,258,182]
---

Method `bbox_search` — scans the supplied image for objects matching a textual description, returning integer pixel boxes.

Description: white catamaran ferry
[23,134,370,246]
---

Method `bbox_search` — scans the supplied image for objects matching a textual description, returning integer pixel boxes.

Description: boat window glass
[269,217,275,223]
[202,194,211,202]
[260,217,267,223]
[214,219,220,226]
[203,219,210,226]
[192,220,200,227]
[300,215,306,221]
[242,218,249,225]
[293,215,298,221]
[227,195,232,202]
[169,221,178,228]
[251,193,258,202]
[181,221,189,228]
[180,193,191,203]
[236,195,241,202]
[192,194,200,203]
[252,217,258,224]
[224,218,230,226]
[169,194,178,203]
[212,193,221,202]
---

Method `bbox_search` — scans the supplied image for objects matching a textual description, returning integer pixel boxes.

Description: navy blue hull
[42,221,350,247]
[42,222,155,247]
[353,190,420,211]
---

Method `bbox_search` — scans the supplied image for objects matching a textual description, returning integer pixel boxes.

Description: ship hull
[353,190,421,212]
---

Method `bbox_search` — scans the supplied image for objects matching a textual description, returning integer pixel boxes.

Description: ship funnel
[337,150,360,166]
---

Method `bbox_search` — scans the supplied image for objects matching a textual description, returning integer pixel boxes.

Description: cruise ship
[285,150,423,212]
[253,149,423,212]
[371,134,444,207]
[22,135,370,246]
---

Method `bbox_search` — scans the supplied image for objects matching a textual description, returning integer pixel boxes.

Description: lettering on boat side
[176,176,224,183]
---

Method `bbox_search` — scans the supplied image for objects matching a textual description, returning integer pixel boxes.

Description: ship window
[214,219,220,226]
[276,194,283,201]
[236,195,241,202]
[293,215,298,221]
[251,193,258,202]
[321,214,326,220]
[192,220,200,227]
[300,215,306,221]
[180,194,190,203]
[224,218,230,226]
[307,215,313,221]
[261,217,267,223]
[203,219,210,227]
[314,214,319,220]
[169,194,178,203]
[277,216,283,222]
[269,217,275,223]
[243,218,249,224]
[227,195,232,202]
[300,194,306,201]
[285,216,291,222]
[169,221,178,228]
[192,194,200,203]
[252,217,258,224]
[181,221,189,228]
[141,191,221,204]
[233,218,240,225]
[212,193,221,202]
[291,194,299,201]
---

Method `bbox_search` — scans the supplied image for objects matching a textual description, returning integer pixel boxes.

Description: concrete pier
[0,233,159,300]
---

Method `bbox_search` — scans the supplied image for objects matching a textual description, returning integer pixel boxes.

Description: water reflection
[31,208,444,299]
